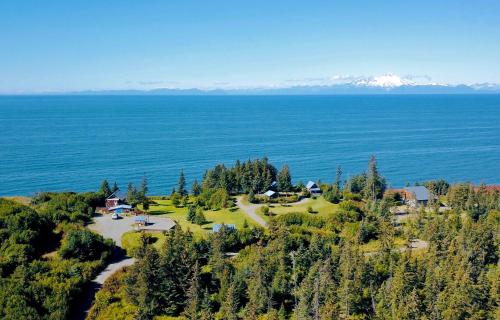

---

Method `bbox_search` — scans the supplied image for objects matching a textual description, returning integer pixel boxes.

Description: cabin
[212,224,236,232]
[105,192,127,209]
[264,190,277,198]
[403,186,431,207]
[306,181,322,195]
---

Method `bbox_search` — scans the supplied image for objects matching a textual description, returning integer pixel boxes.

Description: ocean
[1,94,499,196]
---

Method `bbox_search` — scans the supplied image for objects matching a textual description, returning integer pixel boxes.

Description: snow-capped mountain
[43,73,500,95]
[353,74,417,88]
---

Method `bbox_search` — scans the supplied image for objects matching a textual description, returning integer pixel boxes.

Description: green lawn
[257,196,339,222]
[137,199,256,237]
[121,231,167,256]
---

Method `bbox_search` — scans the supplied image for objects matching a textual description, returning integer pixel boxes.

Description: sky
[1,1,500,93]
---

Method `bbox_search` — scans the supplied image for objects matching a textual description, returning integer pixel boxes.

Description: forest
[88,157,499,320]
[0,157,498,319]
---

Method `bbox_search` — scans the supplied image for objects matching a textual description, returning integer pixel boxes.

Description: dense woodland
[0,192,114,319]
[0,157,498,319]
[87,157,499,320]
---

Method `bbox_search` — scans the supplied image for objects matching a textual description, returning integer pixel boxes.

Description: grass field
[121,230,167,255]
[256,196,339,222]
[137,198,256,237]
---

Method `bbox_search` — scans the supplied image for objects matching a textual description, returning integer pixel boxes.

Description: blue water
[1,95,500,195]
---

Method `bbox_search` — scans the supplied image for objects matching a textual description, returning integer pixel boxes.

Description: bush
[248,190,256,203]
[260,206,270,216]
[59,228,114,262]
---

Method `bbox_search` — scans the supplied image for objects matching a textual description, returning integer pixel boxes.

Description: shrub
[59,228,114,262]
[260,206,270,216]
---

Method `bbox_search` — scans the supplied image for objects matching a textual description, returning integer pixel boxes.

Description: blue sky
[1,1,500,92]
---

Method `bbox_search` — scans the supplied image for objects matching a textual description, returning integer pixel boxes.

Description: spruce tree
[178,169,187,196]
[184,261,201,320]
[277,165,292,192]
[187,205,196,223]
[100,179,112,197]
[220,280,239,320]
[335,165,342,190]
[111,181,119,193]
[191,179,201,196]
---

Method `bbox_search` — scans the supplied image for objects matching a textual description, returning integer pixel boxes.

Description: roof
[306,181,317,189]
[106,191,126,200]
[108,204,132,210]
[264,190,276,197]
[404,186,430,201]
[212,224,236,232]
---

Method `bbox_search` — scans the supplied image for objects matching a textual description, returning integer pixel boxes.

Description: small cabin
[403,186,430,207]
[306,181,322,195]
[212,224,236,233]
[264,190,277,198]
[105,192,127,209]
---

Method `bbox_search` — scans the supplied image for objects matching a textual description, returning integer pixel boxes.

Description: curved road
[74,216,137,320]
[236,198,268,228]
[236,196,311,228]
[88,215,137,284]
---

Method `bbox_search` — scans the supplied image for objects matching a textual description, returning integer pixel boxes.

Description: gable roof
[306,181,318,189]
[404,186,430,201]
[106,191,126,200]
[264,190,276,197]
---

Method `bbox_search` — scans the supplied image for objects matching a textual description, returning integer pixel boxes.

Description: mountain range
[38,74,500,95]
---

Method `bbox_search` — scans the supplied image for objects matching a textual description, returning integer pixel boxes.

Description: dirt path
[87,216,138,284]
[236,198,268,228]
[73,216,138,319]
[235,197,311,228]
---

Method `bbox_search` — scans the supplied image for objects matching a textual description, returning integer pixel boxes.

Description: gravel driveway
[236,198,268,228]
[88,215,138,246]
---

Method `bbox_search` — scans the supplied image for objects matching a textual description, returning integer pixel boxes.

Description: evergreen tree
[244,252,269,319]
[127,182,138,204]
[220,280,239,320]
[191,179,201,196]
[187,205,196,223]
[157,227,197,315]
[126,245,162,320]
[335,165,343,190]
[277,165,293,192]
[248,189,256,203]
[278,304,286,320]
[99,179,112,197]
[184,261,201,320]
[363,155,386,200]
[178,169,187,196]
[111,181,119,193]
[194,207,207,225]
[140,174,148,199]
